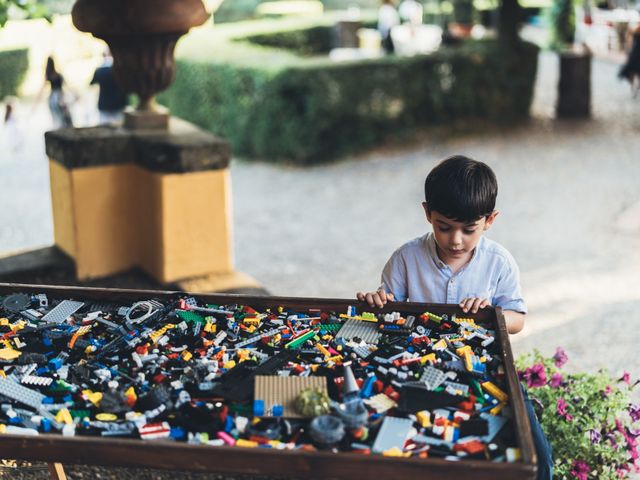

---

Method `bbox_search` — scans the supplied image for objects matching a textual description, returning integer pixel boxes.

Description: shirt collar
[424,232,484,271]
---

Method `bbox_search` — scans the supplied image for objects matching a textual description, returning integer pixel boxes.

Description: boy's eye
[463,229,476,234]
[438,227,450,232]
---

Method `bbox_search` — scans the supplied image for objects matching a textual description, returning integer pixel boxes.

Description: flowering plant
[516,348,640,479]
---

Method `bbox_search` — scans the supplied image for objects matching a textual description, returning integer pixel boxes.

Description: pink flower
[620,371,631,385]
[570,460,590,480]
[629,404,640,423]
[557,398,573,421]
[553,347,568,368]
[523,363,547,388]
[602,385,613,397]
[550,372,563,388]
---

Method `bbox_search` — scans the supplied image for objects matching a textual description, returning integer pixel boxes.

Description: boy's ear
[422,202,432,223]
[483,210,499,230]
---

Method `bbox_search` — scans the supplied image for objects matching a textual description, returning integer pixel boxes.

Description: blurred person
[399,0,423,26]
[36,56,74,129]
[378,0,400,54]
[619,23,640,97]
[2,97,23,151]
[90,49,129,125]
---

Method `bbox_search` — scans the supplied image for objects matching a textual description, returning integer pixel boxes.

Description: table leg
[47,462,67,480]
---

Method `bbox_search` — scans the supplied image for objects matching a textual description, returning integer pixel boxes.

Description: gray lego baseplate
[336,319,381,345]
[420,366,447,390]
[372,416,414,453]
[42,300,85,323]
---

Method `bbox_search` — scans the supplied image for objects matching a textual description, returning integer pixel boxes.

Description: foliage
[162,27,538,164]
[452,0,475,24]
[241,25,334,55]
[548,0,575,50]
[0,47,28,99]
[517,348,640,479]
[0,0,49,28]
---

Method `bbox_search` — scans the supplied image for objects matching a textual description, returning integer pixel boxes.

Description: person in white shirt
[399,0,423,26]
[378,0,400,53]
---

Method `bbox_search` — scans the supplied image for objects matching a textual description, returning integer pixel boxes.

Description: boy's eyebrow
[436,219,479,227]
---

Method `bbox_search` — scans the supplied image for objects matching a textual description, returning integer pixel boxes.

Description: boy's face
[423,204,498,264]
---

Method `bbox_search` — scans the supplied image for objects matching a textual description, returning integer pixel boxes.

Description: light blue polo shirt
[380,233,527,313]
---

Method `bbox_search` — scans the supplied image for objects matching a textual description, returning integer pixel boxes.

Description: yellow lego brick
[382,447,411,457]
[236,439,258,448]
[456,345,472,356]
[416,410,431,428]
[82,390,103,407]
[223,360,236,369]
[432,339,447,350]
[125,386,137,402]
[181,350,193,362]
[55,408,73,425]
[481,381,509,403]
[315,343,331,358]
[420,353,436,364]
[95,413,117,421]
[0,348,20,360]
[490,402,506,416]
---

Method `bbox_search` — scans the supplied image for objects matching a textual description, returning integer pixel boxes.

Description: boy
[357,155,552,479]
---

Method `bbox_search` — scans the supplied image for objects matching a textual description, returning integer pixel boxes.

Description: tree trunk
[498,0,523,44]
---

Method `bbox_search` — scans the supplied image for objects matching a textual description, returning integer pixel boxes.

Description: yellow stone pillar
[45,118,258,291]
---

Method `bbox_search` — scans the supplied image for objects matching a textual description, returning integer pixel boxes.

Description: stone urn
[72,0,208,127]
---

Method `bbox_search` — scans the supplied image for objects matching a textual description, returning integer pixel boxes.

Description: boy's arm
[357,250,408,307]
[503,310,525,334]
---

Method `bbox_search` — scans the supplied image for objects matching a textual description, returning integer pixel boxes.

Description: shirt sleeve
[380,250,409,302]
[492,256,527,314]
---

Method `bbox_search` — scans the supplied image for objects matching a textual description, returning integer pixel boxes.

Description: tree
[498,0,524,45]
[0,0,50,28]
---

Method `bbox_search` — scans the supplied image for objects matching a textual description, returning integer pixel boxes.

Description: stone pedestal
[335,20,361,48]
[557,47,592,118]
[44,118,256,291]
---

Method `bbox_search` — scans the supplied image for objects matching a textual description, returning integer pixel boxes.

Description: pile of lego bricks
[0,292,520,462]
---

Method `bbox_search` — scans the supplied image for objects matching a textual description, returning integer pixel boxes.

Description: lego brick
[254,375,328,418]
[42,300,84,323]
[336,319,381,345]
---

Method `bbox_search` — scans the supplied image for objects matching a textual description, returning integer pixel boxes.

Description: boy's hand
[356,289,395,308]
[459,297,490,314]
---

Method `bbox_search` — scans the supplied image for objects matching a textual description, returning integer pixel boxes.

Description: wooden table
[0,283,537,480]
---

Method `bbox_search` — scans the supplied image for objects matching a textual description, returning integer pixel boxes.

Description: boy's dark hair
[424,155,497,222]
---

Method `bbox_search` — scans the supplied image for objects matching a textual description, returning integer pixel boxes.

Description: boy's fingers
[374,293,385,308]
[471,298,483,313]
[386,292,395,301]
[364,293,375,307]
[356,292,365,301]
[459,298,472,313]
[479,299,490,309]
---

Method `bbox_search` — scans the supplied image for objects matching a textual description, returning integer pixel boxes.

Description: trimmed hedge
[162,20,538,164]
[0,48,29,99]
[242,25,334,55]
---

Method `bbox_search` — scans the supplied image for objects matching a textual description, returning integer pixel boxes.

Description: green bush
[162,20,538,163]
[242,25,334,55]
[549,0,575,50]
[0,48,29,99]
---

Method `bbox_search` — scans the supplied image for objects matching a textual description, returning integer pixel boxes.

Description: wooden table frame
[0,283,537,480]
